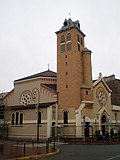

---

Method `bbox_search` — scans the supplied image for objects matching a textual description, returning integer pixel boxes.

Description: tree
[0,93,9,140]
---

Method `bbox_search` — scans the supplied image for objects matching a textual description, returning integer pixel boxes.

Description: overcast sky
[0,0,120,92]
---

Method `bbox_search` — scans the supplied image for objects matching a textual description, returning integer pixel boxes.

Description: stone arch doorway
[101,115,106,136]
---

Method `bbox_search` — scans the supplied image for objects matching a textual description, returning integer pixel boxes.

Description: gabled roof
[93,75,112,93]
[14,69,57,82]
[0,89,14,100]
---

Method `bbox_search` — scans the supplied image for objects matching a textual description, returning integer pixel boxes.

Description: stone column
[98,114,101,131]
[76,109,81,137]
[76,103,85,137]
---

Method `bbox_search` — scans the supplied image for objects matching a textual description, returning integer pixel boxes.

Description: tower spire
[69,12,71,19]
[48,63,50,70]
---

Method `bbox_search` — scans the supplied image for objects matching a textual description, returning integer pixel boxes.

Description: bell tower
[56,18,93,110]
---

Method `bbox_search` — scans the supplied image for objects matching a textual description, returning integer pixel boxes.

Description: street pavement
[39,144,120,160]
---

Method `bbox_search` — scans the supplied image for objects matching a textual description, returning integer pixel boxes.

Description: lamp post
[83,116,86,139]
[36,103,39,141]
[32,88,40,141]
[108,116,110,133]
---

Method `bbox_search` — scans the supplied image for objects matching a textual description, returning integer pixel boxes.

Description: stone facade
[0,70,57,140]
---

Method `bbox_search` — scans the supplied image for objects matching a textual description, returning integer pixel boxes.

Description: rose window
[21,91,32,106]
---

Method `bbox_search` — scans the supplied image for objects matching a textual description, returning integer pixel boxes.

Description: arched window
[61,44,65,52]
[81,37,84,45]
[20,113,23,125]
[61,35,65,43]
[66,33,71,41]
[16,112,19,125]
[77,34,80,42]
[78,43,80,51]
[67,42,72,51]
[64,111,68,124]
[101,115,106,123]
[61,35,65,52]
[12,113,15,125]
[38,111,41,124]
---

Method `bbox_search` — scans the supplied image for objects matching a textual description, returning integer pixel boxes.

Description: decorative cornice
[9,102,57,110]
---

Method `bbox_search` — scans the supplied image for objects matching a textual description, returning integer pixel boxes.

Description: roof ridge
[14,70,57,82]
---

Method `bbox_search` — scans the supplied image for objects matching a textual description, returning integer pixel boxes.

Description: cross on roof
[48,63,50,70]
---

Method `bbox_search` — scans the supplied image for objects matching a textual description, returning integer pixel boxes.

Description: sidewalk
[0,140,60,160]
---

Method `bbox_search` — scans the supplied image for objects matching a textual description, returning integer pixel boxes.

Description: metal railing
[0,138,56,159]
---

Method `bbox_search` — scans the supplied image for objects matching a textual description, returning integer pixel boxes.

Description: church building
[0,18,120,140]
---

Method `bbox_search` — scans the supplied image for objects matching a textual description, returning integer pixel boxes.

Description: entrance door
[101,115,106,136]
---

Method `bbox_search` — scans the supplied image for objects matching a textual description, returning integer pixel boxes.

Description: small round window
[20,91,32,106]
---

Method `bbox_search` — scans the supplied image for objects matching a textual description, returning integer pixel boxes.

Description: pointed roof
[93,73,112,93]
[14,69,57,83]
[82,47,92,53]
[56,18,85,36]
